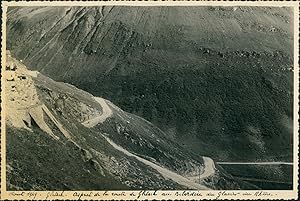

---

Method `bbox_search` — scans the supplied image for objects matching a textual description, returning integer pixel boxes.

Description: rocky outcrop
[5,53,67,141]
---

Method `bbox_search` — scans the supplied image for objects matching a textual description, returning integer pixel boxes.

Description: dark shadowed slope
[5,53,255,190]
[7,6,293,181]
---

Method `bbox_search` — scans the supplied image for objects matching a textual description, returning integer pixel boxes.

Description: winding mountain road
[102,135,210,190]
[202,157,216,178]
[187,157,216,182]
[82,96,215,189]
[82,97,113,127]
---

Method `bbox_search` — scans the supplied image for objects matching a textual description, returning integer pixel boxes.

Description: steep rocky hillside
[7,7,293,86]
[5,53,255,190]
[6,6,294,164]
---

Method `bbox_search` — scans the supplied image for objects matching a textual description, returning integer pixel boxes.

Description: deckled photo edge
[0,1,299,200]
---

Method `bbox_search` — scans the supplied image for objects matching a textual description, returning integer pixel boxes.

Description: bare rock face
[5,53,50,135]
[5,54,39,107]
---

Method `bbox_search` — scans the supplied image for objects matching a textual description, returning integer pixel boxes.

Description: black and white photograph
[1,1,298,200]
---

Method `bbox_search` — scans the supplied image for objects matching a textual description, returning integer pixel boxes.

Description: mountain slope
[7,6,293,86]
[5,53,255,190]
[6,6,294,164]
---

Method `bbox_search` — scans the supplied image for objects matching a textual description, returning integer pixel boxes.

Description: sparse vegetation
[6,6,293,190]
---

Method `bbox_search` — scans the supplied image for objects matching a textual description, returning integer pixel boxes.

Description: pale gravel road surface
[82,97,113,127]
